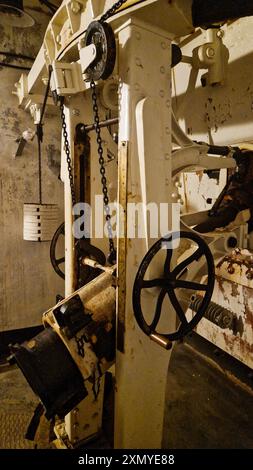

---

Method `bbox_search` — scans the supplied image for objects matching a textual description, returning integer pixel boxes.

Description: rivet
[135,32,141,40]
[161,42,166,49]
[160,66,165,74]
[160,90,165,97]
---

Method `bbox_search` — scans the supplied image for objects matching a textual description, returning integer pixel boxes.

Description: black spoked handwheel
[50,222,65,280]
[50,223,107,283]
[132,231,215,342]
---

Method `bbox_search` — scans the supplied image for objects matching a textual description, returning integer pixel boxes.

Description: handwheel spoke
[56,257,65,266]
[167,288,188,326]
[173,247,203,277]
[150,288,167,330]
[164,248,173,274]
[175,280,208,291]
[140,278,168,289]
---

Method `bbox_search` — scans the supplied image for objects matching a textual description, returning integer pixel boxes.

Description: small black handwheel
[50,222,65,280]
[50,223,107,283]
[84,21,116,81]
[132,231,215,342]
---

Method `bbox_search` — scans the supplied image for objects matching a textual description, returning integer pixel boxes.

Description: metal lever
[150,334,173,351]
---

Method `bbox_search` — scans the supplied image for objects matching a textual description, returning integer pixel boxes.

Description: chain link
[90,79,116,261]
[90,0,128,261]
[58,0,125,258]
[75,333,86,358]
[100,0,129,23]
[59,98,77,206]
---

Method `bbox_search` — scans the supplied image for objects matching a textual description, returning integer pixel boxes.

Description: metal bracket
[192,28,229,87]
[52,43,97,96]
[52,60,86,96]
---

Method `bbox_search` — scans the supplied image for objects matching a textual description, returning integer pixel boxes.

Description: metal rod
[82,257,116,275]
[84,117,119,133]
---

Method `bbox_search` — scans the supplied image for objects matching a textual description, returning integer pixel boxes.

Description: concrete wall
[0,2,64,331]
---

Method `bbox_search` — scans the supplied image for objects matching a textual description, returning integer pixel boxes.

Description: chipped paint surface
[173,17,253,145]
[178,170,226,213]
[0,6,64,330]
[216,248,253,288]
[195,250,253,369]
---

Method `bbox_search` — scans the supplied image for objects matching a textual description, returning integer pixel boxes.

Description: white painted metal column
[115,19,176,449]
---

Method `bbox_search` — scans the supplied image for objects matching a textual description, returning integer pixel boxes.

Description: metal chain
[88,0,129,261]
[100,0,129,23]
[75,333,86,358]
[59,98,77,206]
[57,0,126,257]
[90,79,116,261]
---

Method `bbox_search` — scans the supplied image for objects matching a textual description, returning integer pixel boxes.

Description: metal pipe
[84,117,119,133]
[150,334,173,350]
[82,257,116,275]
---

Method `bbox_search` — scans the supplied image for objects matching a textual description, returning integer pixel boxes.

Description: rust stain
[231,282,239,298]
[223,332,253,356]
[215,275,226,295]
[244,288,253,328]
[196,170,204,183]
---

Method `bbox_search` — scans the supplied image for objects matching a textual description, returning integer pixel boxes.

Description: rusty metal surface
[216,248,253,287]
[43,271,116,379]
[196,250,253,368]
[117,141,128,353]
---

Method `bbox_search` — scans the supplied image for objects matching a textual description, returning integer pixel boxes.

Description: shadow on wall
[173,51,253,140]
[0,5,64,332]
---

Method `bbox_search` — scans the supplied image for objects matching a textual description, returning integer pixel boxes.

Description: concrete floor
[164,341,253,449]
[0,339,252,449]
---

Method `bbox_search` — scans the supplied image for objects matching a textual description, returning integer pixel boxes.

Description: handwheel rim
[50,222,65,280]
[132,231,215,342]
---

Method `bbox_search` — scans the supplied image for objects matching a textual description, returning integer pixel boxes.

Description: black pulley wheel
[84,21,116,81]
[132,231,215,342]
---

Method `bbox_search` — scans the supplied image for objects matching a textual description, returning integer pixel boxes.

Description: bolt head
[71,1,81,14]
[217,29,224,38]
[206,47,215,58]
